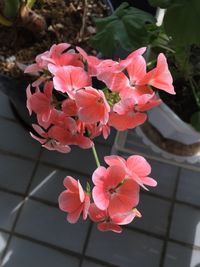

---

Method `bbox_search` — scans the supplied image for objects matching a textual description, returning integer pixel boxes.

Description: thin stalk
[189,77,200,109]
[91,144,101,167]
[26,0,37,8]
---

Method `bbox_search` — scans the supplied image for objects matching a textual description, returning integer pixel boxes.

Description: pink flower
[31,124,71,153]
[59,176,90,223]
[105,155,157,189]
[92,165,140,216]
[25,43,83,74]
[61,99,78,117]
[42,43,83,68]
[26,81,53,119]
[141,53,175,94]
[50,113,93,149]
[76,46,103,76]
[75,87,110,124]
[89,203,141,233]
[48,65,91,98]
[113,86,161,115]
[108,111,147,131]
[24,50,50,74]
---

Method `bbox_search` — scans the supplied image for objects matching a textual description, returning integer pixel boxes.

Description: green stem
[91,144,101,167]
[189,78,200,109]
[26,0,37,8]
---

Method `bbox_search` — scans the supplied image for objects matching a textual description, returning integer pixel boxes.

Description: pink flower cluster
[26,43,174,153]
[59,155,156,233]
[25,43,175,233]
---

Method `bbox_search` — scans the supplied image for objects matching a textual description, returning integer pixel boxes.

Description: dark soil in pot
[0,0,110,77]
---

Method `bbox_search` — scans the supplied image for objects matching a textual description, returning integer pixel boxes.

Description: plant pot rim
[136,101,200,163]
[148,101,200,145]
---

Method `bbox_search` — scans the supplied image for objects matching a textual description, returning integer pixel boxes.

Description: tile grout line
[6,232,120,267]
[0,147,43,263]
[1,184,200,217]
[79,222,94,267]
[158,167,181,267]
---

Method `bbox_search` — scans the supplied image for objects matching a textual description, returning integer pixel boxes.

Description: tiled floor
[0,90,200,267]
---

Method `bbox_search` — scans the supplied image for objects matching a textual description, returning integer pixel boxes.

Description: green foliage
[190,111,200,132]
[3,0,19,18]
[26,0,37,9]
[90,2,156,57]
[164,0,200,46]
[148,0,172,8]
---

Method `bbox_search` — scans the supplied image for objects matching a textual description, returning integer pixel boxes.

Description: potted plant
[137,0,200,163]
[0,0,112,130]
[91,0,200,162]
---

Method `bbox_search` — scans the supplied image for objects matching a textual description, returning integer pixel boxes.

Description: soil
[0,0,110,78]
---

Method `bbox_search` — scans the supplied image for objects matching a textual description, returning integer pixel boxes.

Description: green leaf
[26,0,37,9]
[163,0,200,46]
[3,0,19,18]
[90,3,156,57]
[148,0,172,8]
[190,111,200,132]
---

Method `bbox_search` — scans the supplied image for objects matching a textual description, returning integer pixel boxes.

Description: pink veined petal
[83,194,90,220]
[76,46,102,76]
[129,172,148,190]
[109,111,147,131]
[92,186,110,210]
[127,55,147,85]
[104,155,127,169]
[142,53,175,95]
[102,124,110,139]
[97,222,122,233]
[78,105,104,124]
[141,177,157,187]
[113,97,137,115]
[119,47,147,69]
[67,206,83,224]
[62,99,77,116]
[48,63,59,75]
[30,132,46,145]
[52,66,91,96]
[74,135,93,149]
[97,71,129,93]
[92,166,107,186]
[111,210,137,225]
[109,180,140,216]
[44,81,53,98]
[78,180,85,203]
[89,203,107,222]
[63,176,78,192]
[32,124,47,137]
[75,88,98,107]
[58,191,81,212]
[24,63,40,74]
[104,165,126,189]
[26,85,32,115]
[50,144,71,153]
[126,155,151,177]
[118,179,140,206]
